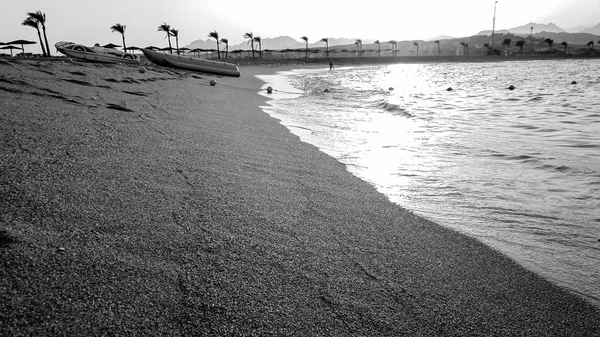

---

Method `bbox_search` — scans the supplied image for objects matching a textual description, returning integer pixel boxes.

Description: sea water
[256,59,600,306]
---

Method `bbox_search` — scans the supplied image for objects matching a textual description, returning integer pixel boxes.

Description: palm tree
[354,39,362,56]
[300,36,309,58]
[22,17,47,56]
[502,38,511,55]
[244,32,255,57]
[387,40,397,56]
[515,40,525,54]
[253,36,262,58]
[158,23,173,54]
[460,42,468,55]
[413,41,419,56]
[561,41,568,54]
[374,40,381,57]
[586,41,594,50]
[544,38,554,50]
[27,11,50,56]
[320,38,329,57]
[110,23,127,52]
[170,28,180,55]
[483,42,491,54]
[434,40,440,56]
[209,31,220,59]
[220,38,229,59]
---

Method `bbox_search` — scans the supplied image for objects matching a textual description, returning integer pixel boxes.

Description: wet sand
[1,57,599,336]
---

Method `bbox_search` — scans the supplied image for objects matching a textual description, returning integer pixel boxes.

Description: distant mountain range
[185,37,376,52]
[477,22,600,36]
[183,21,600,51]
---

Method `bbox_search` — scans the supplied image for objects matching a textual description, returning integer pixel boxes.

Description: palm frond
[111,23,126,34]
[22,17,39,29]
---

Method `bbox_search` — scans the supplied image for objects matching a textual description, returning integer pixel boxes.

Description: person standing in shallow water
[329,62,334,70]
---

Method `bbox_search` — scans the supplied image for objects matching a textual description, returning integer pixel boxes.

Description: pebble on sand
[210,79,217,86]
[571,81,577,84]
[447,87,453,91]
[508,85,516,90]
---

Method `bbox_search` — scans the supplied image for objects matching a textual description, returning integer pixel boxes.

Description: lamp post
[491,1,498,49]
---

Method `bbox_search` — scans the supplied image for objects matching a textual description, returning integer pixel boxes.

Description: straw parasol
[102,43,121,49]
[159,46,175,53]
[144,46,160,51]
[1,45,23,56]
[124,46,140,54]
[7,39,36,54]
[188,48,203,57]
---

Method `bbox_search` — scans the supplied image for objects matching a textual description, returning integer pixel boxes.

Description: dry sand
[1,57,599,336]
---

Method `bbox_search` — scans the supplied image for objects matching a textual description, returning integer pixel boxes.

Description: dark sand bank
[1,58,600,336]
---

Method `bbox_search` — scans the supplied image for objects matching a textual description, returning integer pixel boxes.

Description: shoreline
[1,58,599,335]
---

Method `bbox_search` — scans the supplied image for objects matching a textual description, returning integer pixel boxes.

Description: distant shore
[1,57,599,335]
[229,53,600,66]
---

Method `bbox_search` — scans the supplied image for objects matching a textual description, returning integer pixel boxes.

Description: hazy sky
[1,0,598,52]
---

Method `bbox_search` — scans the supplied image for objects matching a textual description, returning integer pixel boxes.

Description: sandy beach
[1,57,600,336]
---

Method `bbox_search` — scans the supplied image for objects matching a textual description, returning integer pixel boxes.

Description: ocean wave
[371,99,413,117]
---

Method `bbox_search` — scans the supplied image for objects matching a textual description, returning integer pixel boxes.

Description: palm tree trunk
[42,25,51,56]
[167,37,172,54]
[122,35,127,53]
[36,29,47,56]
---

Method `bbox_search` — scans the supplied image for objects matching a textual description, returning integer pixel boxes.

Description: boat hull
[141,48,240,77]
[55,41,140,64]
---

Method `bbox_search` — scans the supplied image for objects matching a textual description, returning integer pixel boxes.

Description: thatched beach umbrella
[102,43,121,49]
[7,39,36,54]
[144,46,160,51]
[1,45,23,56]
[205,49,216,58]
[188,48,203,57]
[230,49,243,59]
[159,46,175,53]
[177,47,190,55]
[124,46,140,54]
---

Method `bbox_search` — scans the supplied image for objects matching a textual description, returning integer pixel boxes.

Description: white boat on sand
[55,41,140,64]
[141,48,240,77]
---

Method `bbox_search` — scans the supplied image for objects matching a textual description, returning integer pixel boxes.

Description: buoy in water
[571,81,577,84]
[210,79,217,86]
[323,88,331,93]
[447,87,453,91]
[508,85,515,90]
[389,87,394,91]
[266,86,273,94]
